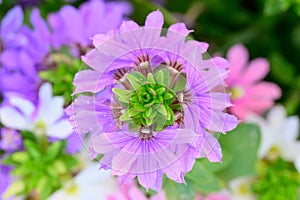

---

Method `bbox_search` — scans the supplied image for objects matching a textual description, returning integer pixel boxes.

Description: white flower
[247,105,300,171]
[48,162,117,200]
[229,176,256,200]
[0,83,72,139]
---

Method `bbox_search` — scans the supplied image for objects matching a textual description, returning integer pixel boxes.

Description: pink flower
[107,181,166,200]
[226,44,281,120]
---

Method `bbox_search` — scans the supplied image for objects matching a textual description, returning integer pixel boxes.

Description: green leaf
[264,0,291,16]
[269,52,296,86]
[199,149,233,173]
[134,102,146,112]
[164,178,195,200]
[11,152,30,163]
[52,160,68,174]
[186,161,222,194]
[171,73,187,92]
[154,69,170,87]
[36,176,53,200]
[47,141,66,161]
[2,180,25,199]
[12,160,38,176]
[126,71,146,90]
[217,123,260,181]
[112,88,131,98]
[46,165,58,178]
[120,109,133,121]
[2,155,18,165]
[24,140,42,160]
[156,104,168,116]
[147,73,156,84]
[57,155,78,169]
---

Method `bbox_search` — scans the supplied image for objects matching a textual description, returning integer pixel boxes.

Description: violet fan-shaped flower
[0,6,51,102]
[48,0,131,56]
[68,11,238,191]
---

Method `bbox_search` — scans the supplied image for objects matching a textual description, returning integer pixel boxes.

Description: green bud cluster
[113,68,185,132]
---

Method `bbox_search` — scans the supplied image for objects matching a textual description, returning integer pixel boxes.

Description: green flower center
[112,67,186,132]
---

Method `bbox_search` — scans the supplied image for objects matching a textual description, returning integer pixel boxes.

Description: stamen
[139,126,153,140]
[111,103,124,127]
[182,90,193,104]
[113,68,132,89]
[174,112,184,128]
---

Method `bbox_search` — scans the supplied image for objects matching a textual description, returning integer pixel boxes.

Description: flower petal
[168,23,193,36]
[8,96,35,117]
[37,83,65,125]
[0,6,23,37]
[47,119,73,139]
[241,58,269,84]
[0,107,32,130]
[145,10,164,28]
[73,70,114,94]
[282,116,299,142]
[227,44,248,84]
[199,133,222,162]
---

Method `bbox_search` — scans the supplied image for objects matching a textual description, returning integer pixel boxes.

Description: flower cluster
[68,10,239,191]
[1,0,299,199]
[0,1,130,199]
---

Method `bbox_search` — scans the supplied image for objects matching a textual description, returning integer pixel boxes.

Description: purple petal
[120,20,140,32]
[168,23,193,36]
[145,10,164,28]
[137,171,157,191]
[73,70,114,94]
[66,132,82,154]
[0,6,23,37]
[199,133,222,162]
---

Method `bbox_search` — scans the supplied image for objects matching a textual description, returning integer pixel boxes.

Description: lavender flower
[48,0,131,56]
[0,6,50,102]
[68,11,238,191]
[0,128,22,153]
[0,83,73,139]
[0,163,11,199]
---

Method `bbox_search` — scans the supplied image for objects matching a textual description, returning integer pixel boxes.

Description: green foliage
[39,57,81,106]
[164,178,195,200]
[263,0,292,16]
[252,159,300,200]
[217,123,261,181]
[186,161,222,194]
[263,0,300,16]
[2,136,78,200]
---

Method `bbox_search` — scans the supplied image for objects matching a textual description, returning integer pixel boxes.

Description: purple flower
[0,163,11,199]
[48,0,131,56]
[0,6,50,102]
[0,128,22,153]
[68,11,238,191]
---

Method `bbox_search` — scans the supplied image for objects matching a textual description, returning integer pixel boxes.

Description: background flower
[247,105,300,171]
[0,6,50,102]
[48,0,131,56]
[0,83,72,139]
[225,44,281,120]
